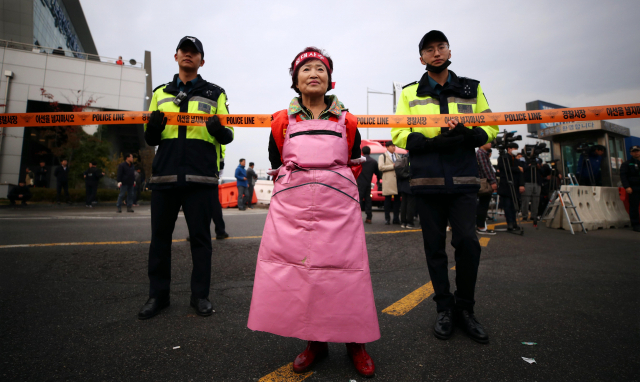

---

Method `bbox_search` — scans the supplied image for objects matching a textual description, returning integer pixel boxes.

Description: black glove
[430,134,464,149]
[206,115,224,138]
[452,122,471,136]
[148,110,167,132]
[219,160,225,170]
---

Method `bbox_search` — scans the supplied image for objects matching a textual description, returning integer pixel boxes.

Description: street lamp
[366,87,393,139]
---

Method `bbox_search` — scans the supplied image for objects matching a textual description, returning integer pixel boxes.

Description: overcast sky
[81,0,640,173]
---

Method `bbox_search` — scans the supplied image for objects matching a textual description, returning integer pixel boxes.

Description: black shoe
[384,220,390,225]
[433,309,454,340]
[216,233,229,240]
[454,310,489,344]
[117,207,122,213]
[393,220,401,225]
[190,296,214,316]
[138,296,170,320]
[127,206,134,213]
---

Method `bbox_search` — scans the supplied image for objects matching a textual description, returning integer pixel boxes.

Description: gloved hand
[451,122,471,136]
[147,110,167,132]
[429,134,464,149]
[206,115,224,138]
[117,182,122,188]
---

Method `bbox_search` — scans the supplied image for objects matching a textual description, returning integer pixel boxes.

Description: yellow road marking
[259,363,312,382]
[382,281,434,316]
[479,237,490,247]
[0,229,423,249]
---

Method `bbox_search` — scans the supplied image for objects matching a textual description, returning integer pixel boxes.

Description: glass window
[609,137,618,174]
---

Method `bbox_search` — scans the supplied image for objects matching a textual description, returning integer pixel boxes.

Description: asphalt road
[0,204,638,381]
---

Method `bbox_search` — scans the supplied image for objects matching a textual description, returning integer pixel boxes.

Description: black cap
[419,30,449,53]
[177,36,204,58]
[631,145,640,152]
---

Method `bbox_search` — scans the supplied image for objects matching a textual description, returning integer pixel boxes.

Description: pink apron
[247,112,380,343]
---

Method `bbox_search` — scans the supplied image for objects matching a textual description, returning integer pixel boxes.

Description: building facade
[0,0,151,196]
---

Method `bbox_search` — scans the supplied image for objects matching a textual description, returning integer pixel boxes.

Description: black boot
[454,310,489,344]
[433,309,454,340]
[117,206,122,213]
[190,296,214,316]
[138,296,170,320]
[127,206,134,213]
[216,232,229,240]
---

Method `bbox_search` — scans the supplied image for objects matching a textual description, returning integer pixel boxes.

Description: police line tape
[0,103,638,128]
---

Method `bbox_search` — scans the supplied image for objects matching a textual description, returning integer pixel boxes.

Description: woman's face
[296,59,328,97]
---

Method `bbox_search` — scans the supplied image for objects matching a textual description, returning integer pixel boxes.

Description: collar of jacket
[164,74,207,95]
[416,70,462,97]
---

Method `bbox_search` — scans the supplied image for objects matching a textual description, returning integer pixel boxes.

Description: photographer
[497,143,525,231]
[521,145,546,223]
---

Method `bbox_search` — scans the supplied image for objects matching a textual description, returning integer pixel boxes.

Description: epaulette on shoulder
[206,82,226,95]
[459,76,480,85]
[402,81,419,89]
[153,82,170,93]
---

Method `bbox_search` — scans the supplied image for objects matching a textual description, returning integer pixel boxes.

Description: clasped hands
[147,110,225,137]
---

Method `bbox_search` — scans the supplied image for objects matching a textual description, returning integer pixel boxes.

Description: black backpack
[394,155,411,180]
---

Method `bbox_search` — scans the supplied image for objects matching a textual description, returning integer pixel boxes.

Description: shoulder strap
[338,111,347,125]
[287,113,297,126]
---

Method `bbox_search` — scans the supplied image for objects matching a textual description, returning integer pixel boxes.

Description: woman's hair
[289,47,333,95]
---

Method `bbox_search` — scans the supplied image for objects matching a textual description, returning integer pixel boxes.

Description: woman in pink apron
[247,47,380,377]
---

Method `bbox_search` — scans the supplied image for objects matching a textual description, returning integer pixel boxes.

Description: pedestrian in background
[476,142,497,234]
[395,153,415,228]
[246,162,258,209]
[24,168,34,187]
[116,153,136,213]
[7,181,32,206]
[378,141,400,225]
[83,161,104,208]
[54,159,70,204]
[357,145,381,224]
[116,56,124,65]
[235,158,248,211]
[35,161,48,188]
[620,145,640,232]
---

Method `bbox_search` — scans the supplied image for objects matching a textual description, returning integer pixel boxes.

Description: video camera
[574,142,593,153]
[524,142,550,159]
[494,130,522,151]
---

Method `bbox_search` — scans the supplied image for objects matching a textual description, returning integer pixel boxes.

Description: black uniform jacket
[620,157,640,190]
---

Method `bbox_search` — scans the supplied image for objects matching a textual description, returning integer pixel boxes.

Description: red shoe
[292,341,328,373]
[346,343,375,377]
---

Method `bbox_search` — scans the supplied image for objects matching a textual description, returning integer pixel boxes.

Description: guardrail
[0,39,143,68]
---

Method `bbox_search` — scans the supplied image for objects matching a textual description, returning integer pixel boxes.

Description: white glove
[117,182,122,188]
[266,167,281,176]
[348,156,366,166]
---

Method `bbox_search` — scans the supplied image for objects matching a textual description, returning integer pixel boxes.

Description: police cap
[419,30,449,53]
[631,145,640,152]
[177,36,204,58]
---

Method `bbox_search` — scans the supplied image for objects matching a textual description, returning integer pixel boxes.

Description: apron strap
[287,113,297,127]
[338,111,347,126]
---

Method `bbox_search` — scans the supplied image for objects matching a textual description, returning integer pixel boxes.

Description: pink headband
[293,51,333,74]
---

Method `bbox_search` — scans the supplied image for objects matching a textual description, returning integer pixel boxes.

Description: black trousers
[246,184,255,207]
[359,185,372,220]
[415,193,481,313]
[400,193,415,225]
[629,188,640,227]
[9,195,31,204]
[148,187,214,299]
[212,186,226,236]
[476,194,492,228]
[501,195,517,225]
[56,181,69,202]
[85,184,97,205]
[384,195,401,223]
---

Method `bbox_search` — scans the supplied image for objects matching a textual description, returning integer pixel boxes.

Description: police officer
[83,161,104,208]
[392,30,498,344]
[620,145,640,232]
[138,36,234,320]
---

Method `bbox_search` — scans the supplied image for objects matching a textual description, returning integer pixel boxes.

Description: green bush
[27,187,151,203]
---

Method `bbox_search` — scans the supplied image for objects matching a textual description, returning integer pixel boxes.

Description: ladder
[541,190,587,234]
[566,173,579,185]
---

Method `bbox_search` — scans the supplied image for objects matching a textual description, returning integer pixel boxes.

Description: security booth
[537,120,631,187]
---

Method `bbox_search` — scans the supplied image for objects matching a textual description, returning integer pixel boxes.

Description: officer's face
[419,41,451,67]
[175,45,204,71]
[296,60,329,98]
[631,150,640,159]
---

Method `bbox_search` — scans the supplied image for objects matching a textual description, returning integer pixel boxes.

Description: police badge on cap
[177,36,204,58]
